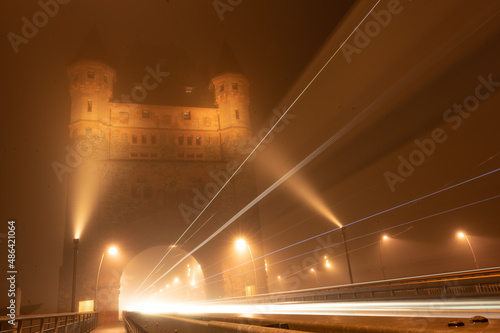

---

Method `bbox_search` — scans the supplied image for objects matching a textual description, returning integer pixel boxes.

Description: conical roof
[213,42,244,77]
[72,28,113,65]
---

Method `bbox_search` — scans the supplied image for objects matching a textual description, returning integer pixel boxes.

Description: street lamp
[457,232,479,269]
[310,268,318,287]
[340,227,354,284]
[379,235,388,279]
[235,238,258,294]
[71,238,79,312]
[95,246,118,311]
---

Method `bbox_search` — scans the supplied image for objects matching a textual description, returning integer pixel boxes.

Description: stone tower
[58,35,267,323]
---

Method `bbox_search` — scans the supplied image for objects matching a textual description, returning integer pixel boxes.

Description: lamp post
[310,268,318,287]
[340,227,354,284]
[71,238,79,312]
[379,235,388,279]
[458,232,479,270]
[235,238,258,294]
[94,246,118,311]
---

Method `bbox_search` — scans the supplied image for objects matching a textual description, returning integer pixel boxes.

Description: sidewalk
[93,322,126,333]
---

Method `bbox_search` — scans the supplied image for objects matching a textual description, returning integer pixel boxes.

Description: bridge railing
[0,312,98,333]
[202,268,500,305]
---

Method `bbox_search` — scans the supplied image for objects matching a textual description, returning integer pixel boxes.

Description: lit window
[232,83,238,90]
[185,86,193,94]
[87,71,94,79]
[196,137,201,145]
[235,109,240,119]
[187,137,193,145]
[183,112,191,120]
[151,135,157,144]
[132,135,137,144]
[219,84,224,92]
[87,100,92,112]
[142,110,149,118]
[142,135,147,144]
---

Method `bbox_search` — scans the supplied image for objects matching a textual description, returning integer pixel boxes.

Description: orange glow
[235,238,248,251]
[284,175,343,228]
[108,246,118,256]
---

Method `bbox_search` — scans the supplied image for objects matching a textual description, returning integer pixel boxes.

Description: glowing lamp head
[235,238,248,251]
[108,246,118,256]
[310,268,315,272]
[458,232,465,239]
[383,235,388,240]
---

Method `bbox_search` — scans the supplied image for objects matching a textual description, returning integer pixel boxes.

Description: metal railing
[201,268,500,305]
[0,312,98,333]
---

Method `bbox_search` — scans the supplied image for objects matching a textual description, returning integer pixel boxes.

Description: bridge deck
[93,322,126,333]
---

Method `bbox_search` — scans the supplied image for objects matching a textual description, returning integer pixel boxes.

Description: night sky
[2,0,500,316]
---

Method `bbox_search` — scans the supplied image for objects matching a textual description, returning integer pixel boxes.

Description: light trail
[151,193,500,299]
[127,298,500,319]
[134,0,499,298]
[132,0,384,299]
[137,166,500,299]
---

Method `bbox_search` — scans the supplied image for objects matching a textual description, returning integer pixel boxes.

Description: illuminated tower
[210,44,251,160]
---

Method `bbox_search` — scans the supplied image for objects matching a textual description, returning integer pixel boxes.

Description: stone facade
[58,55,266,322]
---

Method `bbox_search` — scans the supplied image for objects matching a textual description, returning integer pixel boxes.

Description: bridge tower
[58,35,267,323]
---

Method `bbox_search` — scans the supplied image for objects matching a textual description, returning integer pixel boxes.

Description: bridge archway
[119,245,206,314]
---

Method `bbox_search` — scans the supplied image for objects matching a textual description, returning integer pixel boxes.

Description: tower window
[178,136,184,145]
[219,84,224,92]
[87,71,95,79]
[235,109,240,119]
[87,100,92,112]
[85,128,92,136]
[142,135,147,144]
[132,135,137,144]
[187,136,193,145]
[104,75,108,83]
[122,133,128,142]
[196,137,201,145]
[232,83,238,90]
[183,111,191,120]
[151,135,157,144]
[142,110,150,118]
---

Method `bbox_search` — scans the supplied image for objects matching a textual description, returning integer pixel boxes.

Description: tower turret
[67,30,115,159]
[210,44,251,160]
